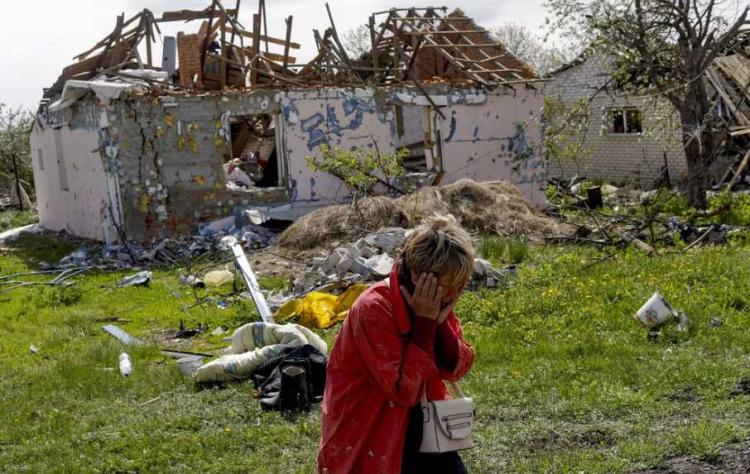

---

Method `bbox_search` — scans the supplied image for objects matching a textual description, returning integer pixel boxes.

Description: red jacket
[318,266,474,473]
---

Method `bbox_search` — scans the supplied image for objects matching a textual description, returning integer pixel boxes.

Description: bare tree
[342,24,371,59]
[547,0,749,208]
[491,23,576,76]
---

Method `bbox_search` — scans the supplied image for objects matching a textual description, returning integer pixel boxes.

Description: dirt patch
[277,179,564,252]
[730,377,750,397]
[632,440,750,473]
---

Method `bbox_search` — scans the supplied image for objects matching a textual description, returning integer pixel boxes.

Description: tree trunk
[679,80,717,209]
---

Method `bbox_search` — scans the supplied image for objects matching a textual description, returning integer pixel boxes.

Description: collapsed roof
[42,1,540,103]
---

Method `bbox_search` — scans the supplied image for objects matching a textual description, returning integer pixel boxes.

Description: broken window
[609,108,643,134]
[392,105,431,173]
[224,114,281,190]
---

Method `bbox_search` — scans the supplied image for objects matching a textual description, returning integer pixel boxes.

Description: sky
[0,0,548,110]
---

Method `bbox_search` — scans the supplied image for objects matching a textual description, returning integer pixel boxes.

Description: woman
[318,215,475,473]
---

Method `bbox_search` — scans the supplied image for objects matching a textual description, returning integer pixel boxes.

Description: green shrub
[479,235,529,265]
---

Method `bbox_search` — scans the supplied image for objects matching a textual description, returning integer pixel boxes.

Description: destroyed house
[30,3,546,242]
[545,35,750,188]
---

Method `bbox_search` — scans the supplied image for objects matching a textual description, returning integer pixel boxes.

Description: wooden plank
[325,2,352,66]
[160,8,237,22]
[220,15,227,89]
[283,15,293,68]
[250,13,261,86]
[707,68,750,124]
[726,149,750,191]
[404,30,487,35]
[225,25,300,49]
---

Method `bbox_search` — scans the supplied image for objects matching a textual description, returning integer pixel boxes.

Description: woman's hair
[403,215,474,285]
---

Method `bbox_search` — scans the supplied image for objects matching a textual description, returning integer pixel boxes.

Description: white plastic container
[119,353,132,377]
[634,292,678,328]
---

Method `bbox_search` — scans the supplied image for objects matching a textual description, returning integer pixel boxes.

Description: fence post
[11,152,23,211]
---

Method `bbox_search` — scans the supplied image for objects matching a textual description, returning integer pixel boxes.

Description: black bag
[252,344,327,412]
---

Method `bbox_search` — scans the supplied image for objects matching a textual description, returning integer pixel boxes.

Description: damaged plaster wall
[545,53,688,186]
[38,84,547,243]
[281,88,398,207]
[108,91,289,240]
[30,105,114,241]
[435,86,547,205]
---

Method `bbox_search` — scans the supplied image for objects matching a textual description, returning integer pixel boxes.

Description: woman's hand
[437,297,458,324]
[400,273,443,320]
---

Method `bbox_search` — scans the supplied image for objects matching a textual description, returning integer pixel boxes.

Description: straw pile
[277,179,561,252]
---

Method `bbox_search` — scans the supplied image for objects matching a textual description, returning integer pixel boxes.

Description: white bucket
[634,292,678,328]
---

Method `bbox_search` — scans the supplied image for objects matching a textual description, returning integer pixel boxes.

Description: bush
[479,235,530,265]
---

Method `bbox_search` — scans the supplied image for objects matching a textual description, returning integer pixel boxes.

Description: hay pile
[277,179,562,252]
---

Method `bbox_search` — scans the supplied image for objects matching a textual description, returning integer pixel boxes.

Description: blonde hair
[403,215,474,285]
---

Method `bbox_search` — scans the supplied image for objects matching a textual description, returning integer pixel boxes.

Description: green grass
[0,209,38,232]
[1,235,750,472]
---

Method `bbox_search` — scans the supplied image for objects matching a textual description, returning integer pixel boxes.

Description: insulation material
[193,322,327,382]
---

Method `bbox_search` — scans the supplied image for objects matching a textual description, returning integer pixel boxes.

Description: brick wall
[545,53,688,187]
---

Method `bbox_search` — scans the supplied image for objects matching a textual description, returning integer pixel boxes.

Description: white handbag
[419,380,475,453]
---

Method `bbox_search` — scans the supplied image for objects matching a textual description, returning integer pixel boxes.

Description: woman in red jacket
[319,215,475,473]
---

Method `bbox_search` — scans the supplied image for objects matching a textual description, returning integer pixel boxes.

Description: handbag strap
[447,380,466,399]
[422,380,466,404]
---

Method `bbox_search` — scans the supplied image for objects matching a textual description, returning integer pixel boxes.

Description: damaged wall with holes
[30,105,118,242]
[30,83,545,242]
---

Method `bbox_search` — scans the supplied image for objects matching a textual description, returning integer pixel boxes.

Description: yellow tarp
[275,284,369,329]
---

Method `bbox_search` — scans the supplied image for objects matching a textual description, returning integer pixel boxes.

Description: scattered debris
[0,224,42,244]
[231,243,274,323]
[211,327,227,336]
[179,274,205,289]
[634,292,678,329]
[176,356,205,377]
[194,322,327,383]
[276,284,369,329]
[139,396,162,407]
[119,353,133,377]
[102,324,144,346]
[203,267,234,287]
[29,344,38,354]
[117,271,152,288]
[710,316,724,327]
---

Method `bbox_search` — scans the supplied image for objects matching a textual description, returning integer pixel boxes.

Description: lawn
[1,234,750,473]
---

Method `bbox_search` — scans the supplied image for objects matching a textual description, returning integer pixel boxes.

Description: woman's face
[410,270,469,305]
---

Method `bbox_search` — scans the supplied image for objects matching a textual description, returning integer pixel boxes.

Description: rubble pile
[278,179,563,253]
[51,218,279,270]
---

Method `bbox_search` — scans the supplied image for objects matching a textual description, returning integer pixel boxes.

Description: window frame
[607,107,643,136]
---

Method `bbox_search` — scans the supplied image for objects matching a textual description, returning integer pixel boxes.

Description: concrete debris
[203,268,234,287]
[48,215,279,271]
[472,258,515,288]
[117,270,152,288]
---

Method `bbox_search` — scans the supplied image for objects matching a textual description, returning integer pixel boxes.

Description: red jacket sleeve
[436,313,474,381]
[350,296,440,408]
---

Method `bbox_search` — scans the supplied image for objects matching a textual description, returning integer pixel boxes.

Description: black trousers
[401,404,468,474]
